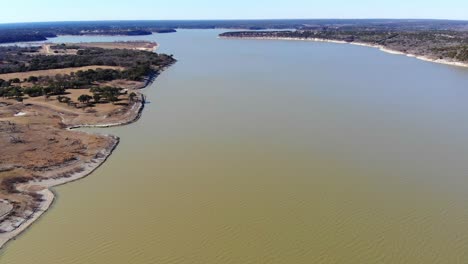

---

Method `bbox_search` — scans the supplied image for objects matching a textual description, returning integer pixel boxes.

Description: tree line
[0,47,175,74]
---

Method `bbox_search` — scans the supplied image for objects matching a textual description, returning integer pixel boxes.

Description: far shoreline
[218,36,468,69]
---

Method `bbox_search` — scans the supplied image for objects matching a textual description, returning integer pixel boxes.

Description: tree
[100,87,122,104]
[6,87,23,99]
[129,92,137,102]
[27,76,39,83]
[77,94,92,105]
[93,93,101,103]
[49,86,65,95]
[23,86,44,97]
[107,95,119,104]
[42,86,52,95]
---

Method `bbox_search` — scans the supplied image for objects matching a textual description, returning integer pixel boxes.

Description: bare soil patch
[75,41,157,51]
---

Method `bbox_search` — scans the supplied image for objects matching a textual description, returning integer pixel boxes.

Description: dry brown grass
[0,100,117,219]
[98,79,145,89]
[76,41,157,51]
[0,66,124,81]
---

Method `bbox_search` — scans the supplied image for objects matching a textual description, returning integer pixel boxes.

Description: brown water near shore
[2,30,468,263]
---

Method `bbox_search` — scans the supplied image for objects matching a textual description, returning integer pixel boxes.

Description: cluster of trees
[77,94,93,105]
[433,45,468,61]
[0,47,40,74]
[0,86,23,100]
[4,67,152,92]
[0,45,173,107]
[0,79,11,87]
[50,44,82,50]
[1,85,137,104]
[0,65,156,100]
[0,46,175,76]
[56,86,129,108]
[0,32,53,44]
[89,86,123,104]
[73,66,152,83]
[75,69,123,83]
[0,84,66,102]
[76,88,138,108]
[22,85,65,97]
[0,82,138,108]
[1,69,121,91]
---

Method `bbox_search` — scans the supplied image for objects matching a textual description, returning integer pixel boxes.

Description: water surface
[2,30,468,263]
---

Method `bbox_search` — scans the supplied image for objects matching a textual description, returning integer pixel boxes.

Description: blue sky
[2,0,467,23]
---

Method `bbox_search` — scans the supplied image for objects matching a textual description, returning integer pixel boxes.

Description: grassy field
[0,65,124,81]
[75,41,157,51]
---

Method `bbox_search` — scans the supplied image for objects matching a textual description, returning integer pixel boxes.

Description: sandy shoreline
[219,36,468,68]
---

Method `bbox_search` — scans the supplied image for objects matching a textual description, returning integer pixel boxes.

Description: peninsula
[0,41,175,248]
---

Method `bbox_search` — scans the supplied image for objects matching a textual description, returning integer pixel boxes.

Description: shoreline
[0,70,157,250]
[219,36,468,68]
[0,135,119,250]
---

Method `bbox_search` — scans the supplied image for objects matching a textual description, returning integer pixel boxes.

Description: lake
[2,29,468,263]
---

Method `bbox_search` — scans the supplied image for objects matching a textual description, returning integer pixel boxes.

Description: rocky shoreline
[0,135,119,249]
[0,74,154,250]
[219,36,468,68]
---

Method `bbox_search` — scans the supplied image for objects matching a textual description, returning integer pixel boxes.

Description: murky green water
[2,30,468,263]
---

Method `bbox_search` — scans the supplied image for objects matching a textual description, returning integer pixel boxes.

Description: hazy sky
[1,0,467,23]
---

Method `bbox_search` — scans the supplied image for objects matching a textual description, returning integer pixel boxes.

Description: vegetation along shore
[219,30,468,68]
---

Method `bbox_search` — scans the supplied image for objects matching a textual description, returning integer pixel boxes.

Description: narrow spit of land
[0,41,175,248]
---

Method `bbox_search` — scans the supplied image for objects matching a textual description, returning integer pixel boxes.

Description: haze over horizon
[2,0,467,24]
